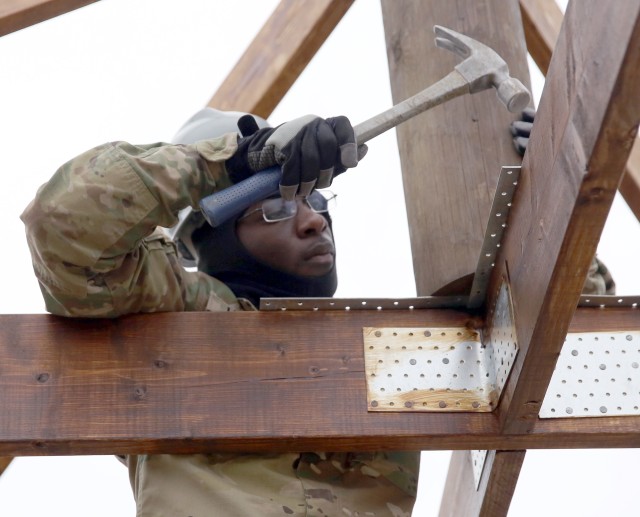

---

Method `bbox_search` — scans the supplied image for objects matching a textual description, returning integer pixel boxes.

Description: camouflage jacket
[22,137,422,510]
[21,135,244,317]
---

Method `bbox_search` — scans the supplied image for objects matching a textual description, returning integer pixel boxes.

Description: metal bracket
[260,296,468,311]
[363,281,518,412]
[468,166,521,309]
[260,166,522,313]
[540,330,640,418]
[578,295,640,308]
[470,450,488,490]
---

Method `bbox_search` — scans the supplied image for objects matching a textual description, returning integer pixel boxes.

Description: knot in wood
[133,386,147,400]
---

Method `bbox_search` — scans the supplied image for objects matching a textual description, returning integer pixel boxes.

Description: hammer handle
[199,70,469,227]
[353,70,468,143]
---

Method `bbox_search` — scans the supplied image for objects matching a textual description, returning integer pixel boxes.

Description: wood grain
[616,139,640,222]
[519,0,640,223]
[490,0,640,434]
[0,457,12,475]
[519,0,562,76]
[380,0,531,296]
[207,0,354,117]
[2,308,638,455]
[381,2,532,515]
[0,0,97,37]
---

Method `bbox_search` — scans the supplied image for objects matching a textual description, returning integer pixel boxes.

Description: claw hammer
[200,25,531,227]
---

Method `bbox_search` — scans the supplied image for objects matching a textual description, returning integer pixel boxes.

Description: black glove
[510,107,536,157]
[225,115,367,200]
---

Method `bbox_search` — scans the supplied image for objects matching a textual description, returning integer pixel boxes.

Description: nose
[295,200,327,236]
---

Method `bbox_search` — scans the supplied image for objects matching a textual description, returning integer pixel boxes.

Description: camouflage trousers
[127,452,419,517]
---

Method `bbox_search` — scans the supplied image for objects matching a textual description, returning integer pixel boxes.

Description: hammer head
[434,25,530,113]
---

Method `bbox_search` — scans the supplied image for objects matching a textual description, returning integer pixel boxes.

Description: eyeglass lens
[261,191,334,222]
[261,198,297,221]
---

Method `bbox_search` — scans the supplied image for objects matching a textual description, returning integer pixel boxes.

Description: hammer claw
[433,25,531,111]
[434,37,469,59]
[434,25,472,59]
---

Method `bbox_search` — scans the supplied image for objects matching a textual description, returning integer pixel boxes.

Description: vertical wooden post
[381,0,531,295]
[380,1,531,515]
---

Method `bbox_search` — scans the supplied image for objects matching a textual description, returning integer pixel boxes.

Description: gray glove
[510,107,536,156]
[225,115,367,200]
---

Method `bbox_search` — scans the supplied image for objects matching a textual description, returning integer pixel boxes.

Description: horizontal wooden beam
[6,417,640,457]
[207,0,354,117]
[0,0,97,37]
[1,308,639,456]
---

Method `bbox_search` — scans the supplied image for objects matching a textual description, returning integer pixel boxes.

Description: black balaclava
[192,213,338,307]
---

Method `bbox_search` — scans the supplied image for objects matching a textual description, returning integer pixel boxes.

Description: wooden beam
[1,308,639,456]
[491,0,640,434]
[0,0,97,37]
[380,0,531,296]
[0,309,486,456]
[520,0,640,223]
[519,0,562,76]
[619,139,640,222]
[207,0,354,118]
[439,450,525,517]
[380,2,531,515]
[0,457,12,475]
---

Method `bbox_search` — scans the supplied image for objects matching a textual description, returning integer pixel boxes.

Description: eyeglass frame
[237,190,337,223]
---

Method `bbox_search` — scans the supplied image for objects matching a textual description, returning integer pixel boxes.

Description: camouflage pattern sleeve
[582,256,616,295]
[21,134,240,317]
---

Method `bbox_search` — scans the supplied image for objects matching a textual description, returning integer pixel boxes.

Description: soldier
[21,109,419,516]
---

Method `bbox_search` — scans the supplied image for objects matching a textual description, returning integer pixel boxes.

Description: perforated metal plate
[468,166,521,309]
[363,326,491,411]
[540,331,640,418]
[363,282,518,412]
[578,295,640,308]
[260,296,468,311]
[485,281,519,397]
[470,450,488,490]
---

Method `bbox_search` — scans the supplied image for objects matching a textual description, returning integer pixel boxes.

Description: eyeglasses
[238,190,337,223]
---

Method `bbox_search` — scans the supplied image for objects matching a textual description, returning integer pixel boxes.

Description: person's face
[236,198,335,277]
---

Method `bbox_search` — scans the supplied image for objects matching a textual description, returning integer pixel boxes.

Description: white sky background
[1,1,639,516]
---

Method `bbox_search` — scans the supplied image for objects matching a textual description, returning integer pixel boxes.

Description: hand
[225,115,367,200]
[510,107,535,156]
